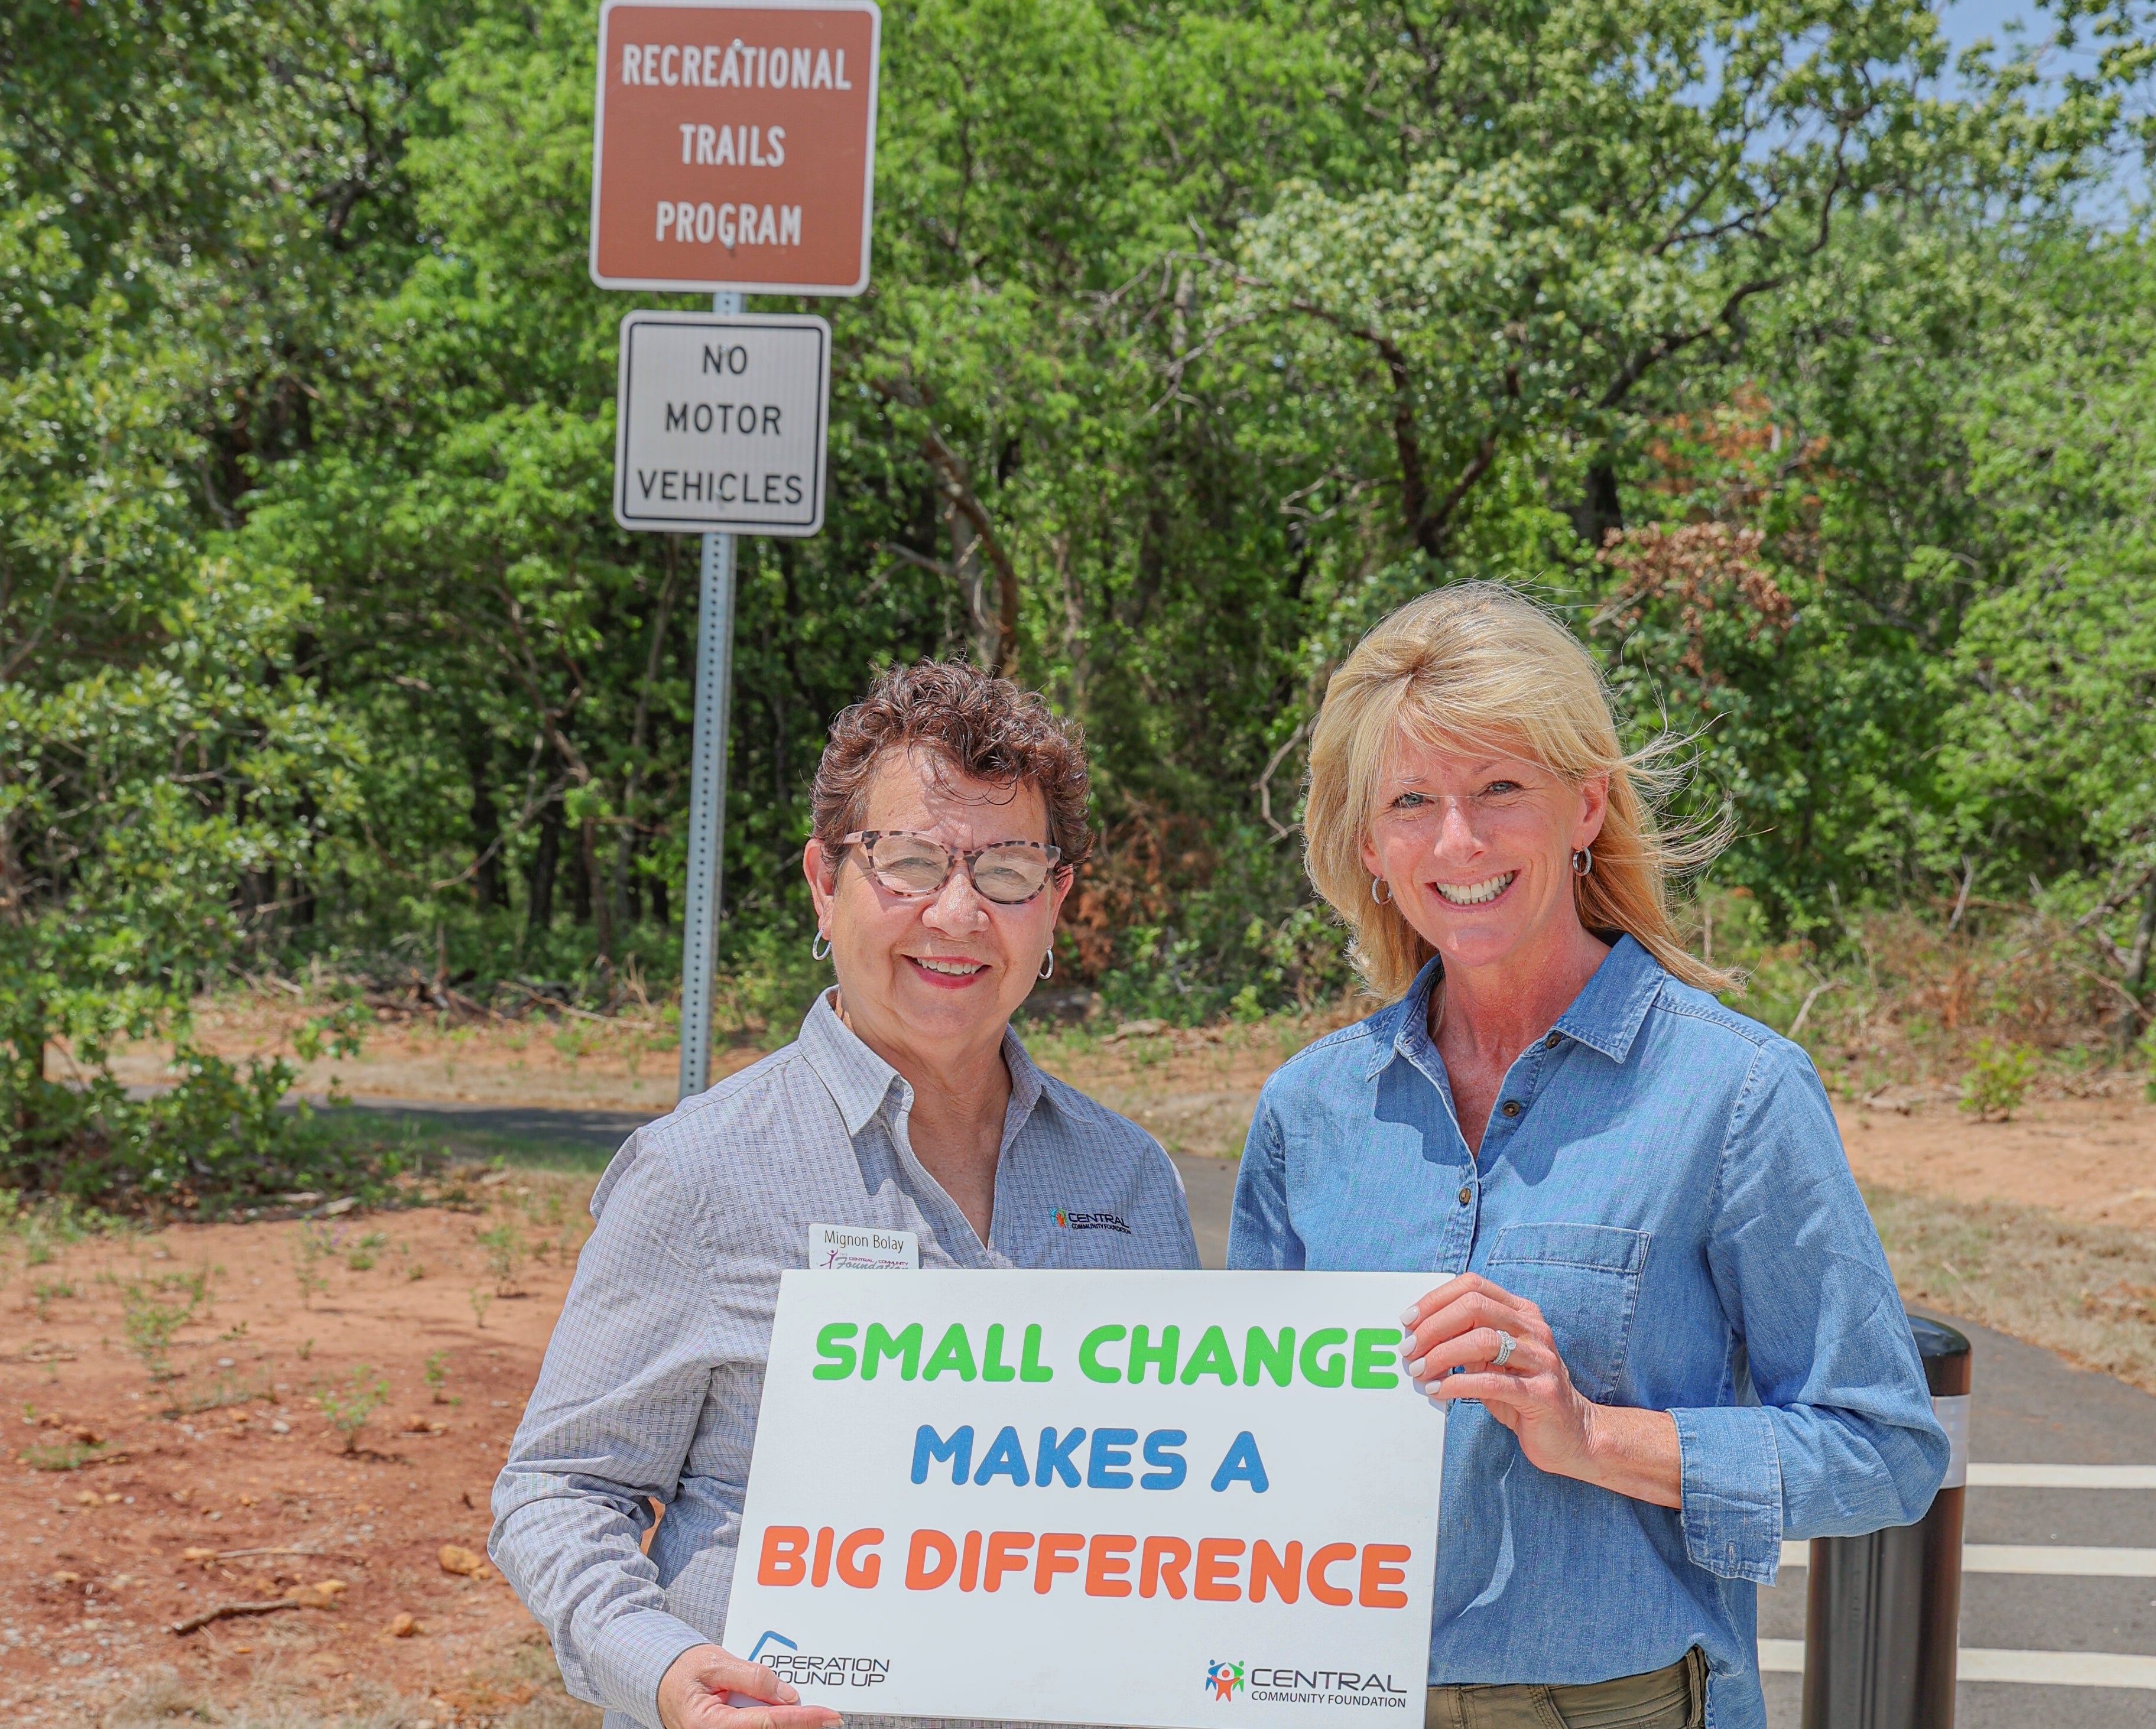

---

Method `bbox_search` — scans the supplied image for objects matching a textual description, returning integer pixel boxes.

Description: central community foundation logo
[1052,1207,1133,1234]
[1206,1660,1246,1701]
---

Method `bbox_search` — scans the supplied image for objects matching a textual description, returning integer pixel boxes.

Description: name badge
[808,1221,919,1270]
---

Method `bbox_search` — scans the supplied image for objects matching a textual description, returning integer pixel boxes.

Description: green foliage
[476,1220,525,1294]
[20,1439,109,1472]
[424,1349,450,1403]
[1959,1039,2040,1120]
[121,1276,201,1381]
[292,1225,332,1309]
[311,1364,390,1454]
[6,0,2156,1107]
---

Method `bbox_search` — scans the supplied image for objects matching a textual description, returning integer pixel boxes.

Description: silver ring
[1491,1330,1517,1369]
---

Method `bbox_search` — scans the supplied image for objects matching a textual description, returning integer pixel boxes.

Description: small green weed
[311,1364,389,1453]
[21,1439,108,1471]
[424,1350,450,1403]
[31,1279,78,1319]
[469,1287,493,1328]
[1959,1038,2038,1121]
[121,1279,199,1380]
[292,1224,332,1308]
[172,1370,270,1415]
[476,1221,525,1295]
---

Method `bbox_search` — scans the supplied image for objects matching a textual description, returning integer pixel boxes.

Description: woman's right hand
[657,1643,845,1729]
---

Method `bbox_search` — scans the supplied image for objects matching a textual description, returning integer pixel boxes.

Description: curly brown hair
[810,661,1093,872]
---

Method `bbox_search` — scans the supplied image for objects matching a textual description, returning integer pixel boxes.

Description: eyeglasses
[839,831,1064,905]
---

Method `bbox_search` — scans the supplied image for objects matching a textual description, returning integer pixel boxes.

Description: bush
[1070,815,1353,1026]
[1959,1039,2038,1121]
[2,1045,422,1215]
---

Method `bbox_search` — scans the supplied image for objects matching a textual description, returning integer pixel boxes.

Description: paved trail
[362,1098,2156,1727]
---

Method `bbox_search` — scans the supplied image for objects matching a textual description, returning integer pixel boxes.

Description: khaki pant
[1424,1647,1705,1729]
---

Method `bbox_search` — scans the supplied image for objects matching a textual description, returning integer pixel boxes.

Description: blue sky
[1936,0,2151,217]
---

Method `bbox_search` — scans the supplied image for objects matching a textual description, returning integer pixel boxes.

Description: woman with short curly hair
[494,660,1199,1729]
[1231,583,1947,1729]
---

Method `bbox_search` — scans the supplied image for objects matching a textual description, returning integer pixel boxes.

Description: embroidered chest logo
[1052,1208,1132,1235]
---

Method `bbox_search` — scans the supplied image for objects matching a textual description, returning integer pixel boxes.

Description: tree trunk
[1567,460,1625,551]
[2116,866,2156,1049]
[945,497,998,668]
[468,737,506,910]
[580,812,612,968]
[611,557,679,938]
[527,800,563,932]
[569,830,592,925]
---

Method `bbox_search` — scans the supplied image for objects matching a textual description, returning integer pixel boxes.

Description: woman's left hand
[1400,1272,1602,1478]
[1400,1272,1681,1508]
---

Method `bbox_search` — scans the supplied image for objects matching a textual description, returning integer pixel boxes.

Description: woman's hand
[658,1643,846,1729]
[1401,1272,1681,1509]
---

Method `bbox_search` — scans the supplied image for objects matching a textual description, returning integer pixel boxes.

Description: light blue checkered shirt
[490,992,1200,1728]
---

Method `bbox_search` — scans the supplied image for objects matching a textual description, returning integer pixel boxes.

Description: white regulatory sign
[613,310,830,535]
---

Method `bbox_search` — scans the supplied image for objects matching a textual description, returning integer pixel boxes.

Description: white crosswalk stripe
[1779,1540,2156,1577]
[1759,1640,2156,1690]
[1963,1463,2156,1489]
[1767,1464,2156,1697]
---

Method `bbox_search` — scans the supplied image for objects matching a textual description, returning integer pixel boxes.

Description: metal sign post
[677,294,742,1098]
[609,302,833,1095]
[589,0,879,1098]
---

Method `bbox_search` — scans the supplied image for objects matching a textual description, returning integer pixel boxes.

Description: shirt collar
[1362,932,1665,1080]
[797,989,1050,1138]
[1553,934,1665,1062]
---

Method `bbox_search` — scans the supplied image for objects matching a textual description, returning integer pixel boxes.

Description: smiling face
[803,747,1070,1075]
[1358,729,1608,980]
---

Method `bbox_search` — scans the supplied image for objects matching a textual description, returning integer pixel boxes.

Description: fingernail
[1400,1304,1420,1325]
[1406,1356,1427,1377]
[780,1687,800,1704]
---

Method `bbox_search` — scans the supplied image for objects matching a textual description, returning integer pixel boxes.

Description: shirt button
[1457,1185,1472,1206]
[1545,1032,1561,1049]
[1501,1100,1522,1118]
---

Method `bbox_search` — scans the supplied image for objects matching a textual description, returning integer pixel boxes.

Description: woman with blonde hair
[1228,583,1946,1729]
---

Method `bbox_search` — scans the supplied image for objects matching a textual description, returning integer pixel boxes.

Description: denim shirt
[1226,938,1948,1729]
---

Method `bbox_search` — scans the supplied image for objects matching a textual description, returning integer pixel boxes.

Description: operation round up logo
[746,1630,892,1690]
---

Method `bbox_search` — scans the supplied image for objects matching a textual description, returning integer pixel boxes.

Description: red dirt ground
[2,1174,598,1728]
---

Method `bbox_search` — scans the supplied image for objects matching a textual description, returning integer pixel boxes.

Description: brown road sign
[590,0,880,295]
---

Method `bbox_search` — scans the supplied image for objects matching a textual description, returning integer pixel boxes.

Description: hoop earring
[1371,877,1392,905]
[1571,847,1593,878]
[811,931,832,961]
[1038,950,1056,981]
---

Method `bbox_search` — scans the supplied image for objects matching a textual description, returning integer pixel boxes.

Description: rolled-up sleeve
[1675,1043,1950,1582]
[489,1147,719,1724]
[1227,1101,1305,1270]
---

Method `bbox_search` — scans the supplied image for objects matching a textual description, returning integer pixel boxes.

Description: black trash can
[1799,1312,1971,1729]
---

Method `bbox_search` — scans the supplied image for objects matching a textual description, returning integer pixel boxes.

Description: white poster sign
[725,1270,1444,1728]
[612,310,830,535]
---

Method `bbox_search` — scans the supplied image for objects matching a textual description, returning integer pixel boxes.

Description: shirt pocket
[1483,1221,1650,1404]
